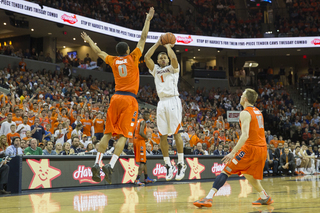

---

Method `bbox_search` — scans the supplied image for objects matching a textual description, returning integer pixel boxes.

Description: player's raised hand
[81,32,90,43]
[146,7,155,21]
[164,43,175,49]
[222,152,235,164]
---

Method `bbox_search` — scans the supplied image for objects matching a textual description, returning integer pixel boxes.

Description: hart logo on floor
[73,192,108,212]
[211,162,226,176]
[26,159,61,189]
[186,158,205,179]
[119,158,139,183]
[153,185,177,203]
[152,160,177,179]
[73,165,105,184]
[29,193,61,213]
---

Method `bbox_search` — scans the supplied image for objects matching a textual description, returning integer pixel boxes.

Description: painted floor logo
[26,159,61,189]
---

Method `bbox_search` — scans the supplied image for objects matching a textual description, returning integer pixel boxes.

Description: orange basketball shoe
[252,196,274,205]
[193,198,213,208]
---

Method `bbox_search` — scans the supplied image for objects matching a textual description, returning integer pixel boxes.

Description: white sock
[259,190,268,199]
[95,152,104,165]
[164,157,171,166]
[206,188,217,199]
[109,154,119,169]
[178,153,184,164]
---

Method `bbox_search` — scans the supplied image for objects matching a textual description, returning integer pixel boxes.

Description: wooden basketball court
[1,175,320,213]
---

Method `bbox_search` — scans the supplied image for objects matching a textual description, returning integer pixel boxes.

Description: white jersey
[149,64,179,99]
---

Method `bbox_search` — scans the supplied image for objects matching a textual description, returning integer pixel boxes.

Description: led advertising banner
[1,0,320,49]
[21,155,230,190]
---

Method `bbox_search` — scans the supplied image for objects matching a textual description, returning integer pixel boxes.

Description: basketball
[161,32,176,45]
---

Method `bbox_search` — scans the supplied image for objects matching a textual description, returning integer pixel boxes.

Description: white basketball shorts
[157,96,182,136]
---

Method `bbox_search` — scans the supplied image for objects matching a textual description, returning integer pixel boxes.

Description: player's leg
[135,162,145,186]
[143,163,156,184]
[174,133,187,180]
[244,174,274,205]
[160,134,174,180]
[193,171,230,208]
[91,132,112,182]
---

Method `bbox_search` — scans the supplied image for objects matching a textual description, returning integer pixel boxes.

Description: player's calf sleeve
[212,173,228,190]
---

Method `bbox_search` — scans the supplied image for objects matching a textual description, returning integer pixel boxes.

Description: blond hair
[244,88,258,105]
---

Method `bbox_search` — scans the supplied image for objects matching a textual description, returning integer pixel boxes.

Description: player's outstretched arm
[139,121,148,140]
[144,38,161,71]
[81,32,108,60]
[222,111,251,163]
[137,7,155,53]
[164,44,179,70]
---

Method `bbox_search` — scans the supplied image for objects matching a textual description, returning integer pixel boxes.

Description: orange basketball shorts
[223,144,267,180]
[104,94,138,138]
[133,139,146,163]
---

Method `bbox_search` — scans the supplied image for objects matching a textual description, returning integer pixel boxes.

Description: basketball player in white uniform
[144,38,187,181]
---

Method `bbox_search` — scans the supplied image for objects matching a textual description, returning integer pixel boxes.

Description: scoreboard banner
[1,0,320,49]
[6,155,236,191]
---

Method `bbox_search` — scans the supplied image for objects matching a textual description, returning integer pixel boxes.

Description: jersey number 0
[118,64,127,77]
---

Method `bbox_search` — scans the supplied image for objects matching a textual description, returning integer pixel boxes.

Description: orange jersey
[27,117,35,126]
[241,106,266,147]
[81,119,93,136]
[105,47,141,95]
[93,118,104,133]
[12,117,23,126]
[66,125,73,139]
[7,132,20,146]
[134,119,146,141]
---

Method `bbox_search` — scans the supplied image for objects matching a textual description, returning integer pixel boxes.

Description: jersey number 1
[160,75,164,83]
[257,115,264,128]
[118,64,127,77]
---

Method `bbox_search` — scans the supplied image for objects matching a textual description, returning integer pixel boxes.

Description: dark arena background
[0,0,320,212]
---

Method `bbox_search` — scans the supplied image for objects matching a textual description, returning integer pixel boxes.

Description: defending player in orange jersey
[133,111,156,186]
[81,7,155,184]
[194,89,274,208]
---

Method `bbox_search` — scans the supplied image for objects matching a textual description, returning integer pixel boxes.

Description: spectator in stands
[6,125,20,146]
[70,137,84,154]
[5,137,23,157]
[213,144,225,156]
[279,147,295,176]
[42,141,56,155]
[62,63,71,78]
[0,136,8,152]
[54,123,69,145]
[84,53,91,64]
[16,116,31,140]
[0,152,10,194]
[20,139,28,152]
[146,143,153,155]
[19,57,27,72]
[0,114,16,137]
[265,144,279,176]
[31,118,45,142]
[45,53,53,63]
[152,144,162,155]
[24,138,43,155]
[60,142,74,155]
[193,142,207,155]
[54,143,63,155]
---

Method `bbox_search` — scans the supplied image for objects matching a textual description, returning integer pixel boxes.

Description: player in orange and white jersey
[144,37,187,181]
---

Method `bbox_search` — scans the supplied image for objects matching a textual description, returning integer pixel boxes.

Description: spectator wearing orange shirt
[93,113,104,140]
[189,130,200,147]
[7,125,20,146]
[19,57,27,72]
[81,112,93,137]
[270,136,279,148]
[151,127,161,149]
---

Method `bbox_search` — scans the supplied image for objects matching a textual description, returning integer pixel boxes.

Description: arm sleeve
[130,48,142,63]
[149,64,157,76]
